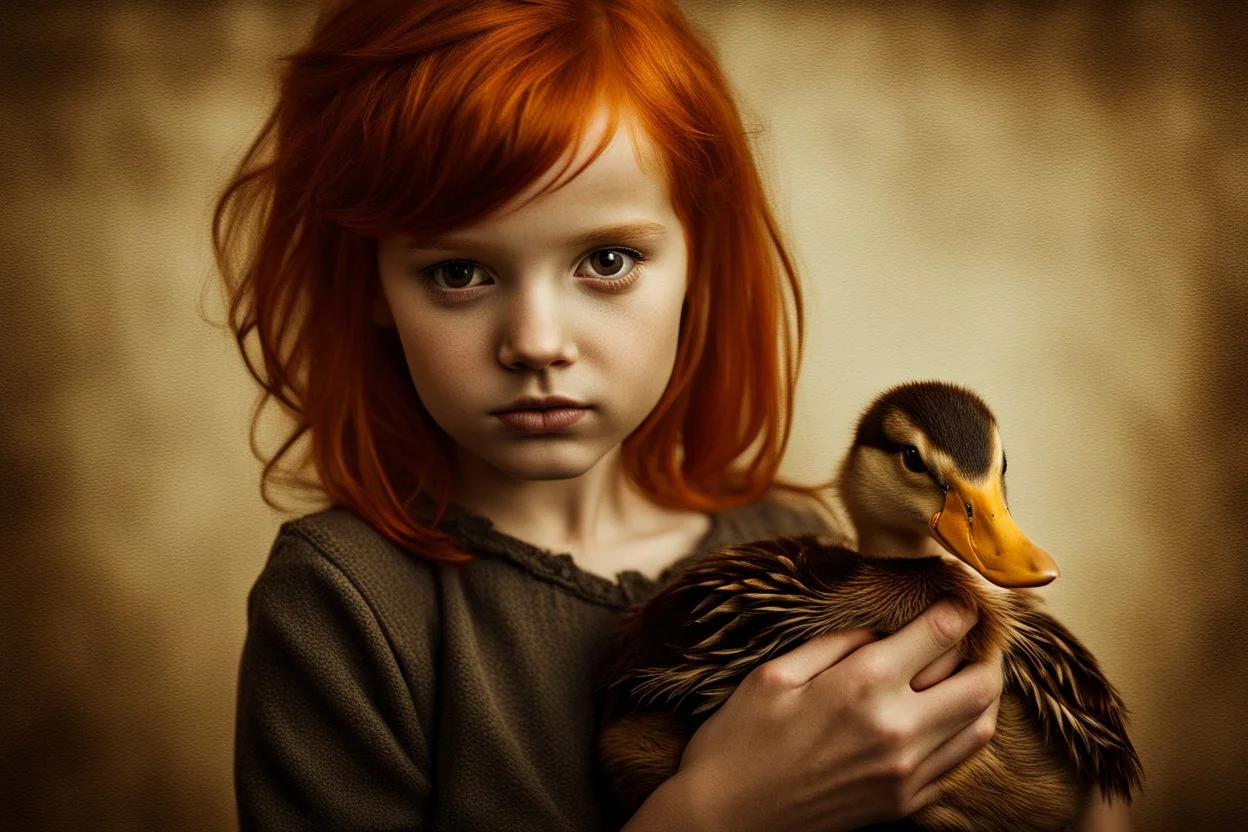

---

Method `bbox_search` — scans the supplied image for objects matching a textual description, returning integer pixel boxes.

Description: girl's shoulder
[246,506,440,653]
[658,489,853,585]
[273,504,434,582]
[237,506,437,828]
[720,487,854,547]
[270,504,434,576]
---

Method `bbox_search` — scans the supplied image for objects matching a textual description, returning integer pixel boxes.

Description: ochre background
[3,1,1244,829]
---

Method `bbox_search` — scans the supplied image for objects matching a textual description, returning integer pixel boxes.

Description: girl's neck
[451,447,644,557]
[451,446,712,581]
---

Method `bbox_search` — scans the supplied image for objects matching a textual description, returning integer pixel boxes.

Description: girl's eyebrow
[405,220,669,253]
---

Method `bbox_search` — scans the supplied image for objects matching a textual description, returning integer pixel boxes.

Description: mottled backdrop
[2,1,1244,829]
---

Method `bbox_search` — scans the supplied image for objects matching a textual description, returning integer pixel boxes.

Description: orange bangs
[214,0,814,564]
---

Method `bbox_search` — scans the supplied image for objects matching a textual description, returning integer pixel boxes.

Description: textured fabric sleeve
[235,527,435,831]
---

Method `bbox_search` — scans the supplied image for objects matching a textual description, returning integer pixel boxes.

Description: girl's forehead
[507,107,665,206]
[411,113,674,243]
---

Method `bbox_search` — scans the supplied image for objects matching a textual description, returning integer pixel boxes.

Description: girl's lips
[494,407,587,433]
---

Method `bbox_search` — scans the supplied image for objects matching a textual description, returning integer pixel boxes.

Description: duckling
[596,381,1140,831]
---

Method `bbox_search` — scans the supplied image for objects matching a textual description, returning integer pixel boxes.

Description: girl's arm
[235,532,434,830]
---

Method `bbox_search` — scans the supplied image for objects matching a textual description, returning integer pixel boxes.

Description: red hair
[214,0,815,564]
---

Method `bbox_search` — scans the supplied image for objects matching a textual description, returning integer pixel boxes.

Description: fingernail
[935,598,976,634]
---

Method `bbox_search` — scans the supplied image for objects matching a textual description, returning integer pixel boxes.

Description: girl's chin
[496,457,604,483]
[476,443,617,484]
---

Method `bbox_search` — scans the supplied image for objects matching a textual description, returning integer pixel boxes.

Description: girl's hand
[670,599,1003,832]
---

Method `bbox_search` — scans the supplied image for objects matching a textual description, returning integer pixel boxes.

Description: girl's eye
[901,445,928,474]
[424,261,491,290]
[579,248,643,280]
[420,248,645,292]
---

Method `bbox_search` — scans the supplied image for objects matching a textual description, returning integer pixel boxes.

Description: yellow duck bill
[929,481,1060,588]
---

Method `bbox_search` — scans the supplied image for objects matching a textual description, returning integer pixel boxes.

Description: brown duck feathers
[597,536,1141,831]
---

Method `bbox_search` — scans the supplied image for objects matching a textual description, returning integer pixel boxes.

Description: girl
[217,0,1031,829]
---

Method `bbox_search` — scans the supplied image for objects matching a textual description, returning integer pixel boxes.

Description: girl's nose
[497,283,578,371]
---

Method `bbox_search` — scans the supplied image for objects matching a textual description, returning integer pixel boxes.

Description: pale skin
[375,106,1128,830]
[375,110,709,581]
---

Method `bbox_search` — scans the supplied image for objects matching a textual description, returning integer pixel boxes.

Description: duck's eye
[901,445,928,474]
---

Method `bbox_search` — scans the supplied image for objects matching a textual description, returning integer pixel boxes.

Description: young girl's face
[375,111,689,485]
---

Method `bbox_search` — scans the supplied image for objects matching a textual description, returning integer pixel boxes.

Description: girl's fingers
[755,628,879,688]
[905,694,1001,813]
[898,647,1004,781]
[910,645,962,692]
[849,600,978,685]
[914,650,1004,737]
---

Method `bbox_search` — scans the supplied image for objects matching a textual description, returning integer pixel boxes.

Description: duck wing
[1004,602,1143,801]
[601,535,974,716]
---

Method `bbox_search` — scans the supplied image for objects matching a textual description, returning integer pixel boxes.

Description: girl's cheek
[399,318,485,384]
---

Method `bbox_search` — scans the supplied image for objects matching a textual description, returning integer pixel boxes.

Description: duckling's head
[837,381,1059,588]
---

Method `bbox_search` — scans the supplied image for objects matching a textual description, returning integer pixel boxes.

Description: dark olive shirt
[235,498,841,831]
